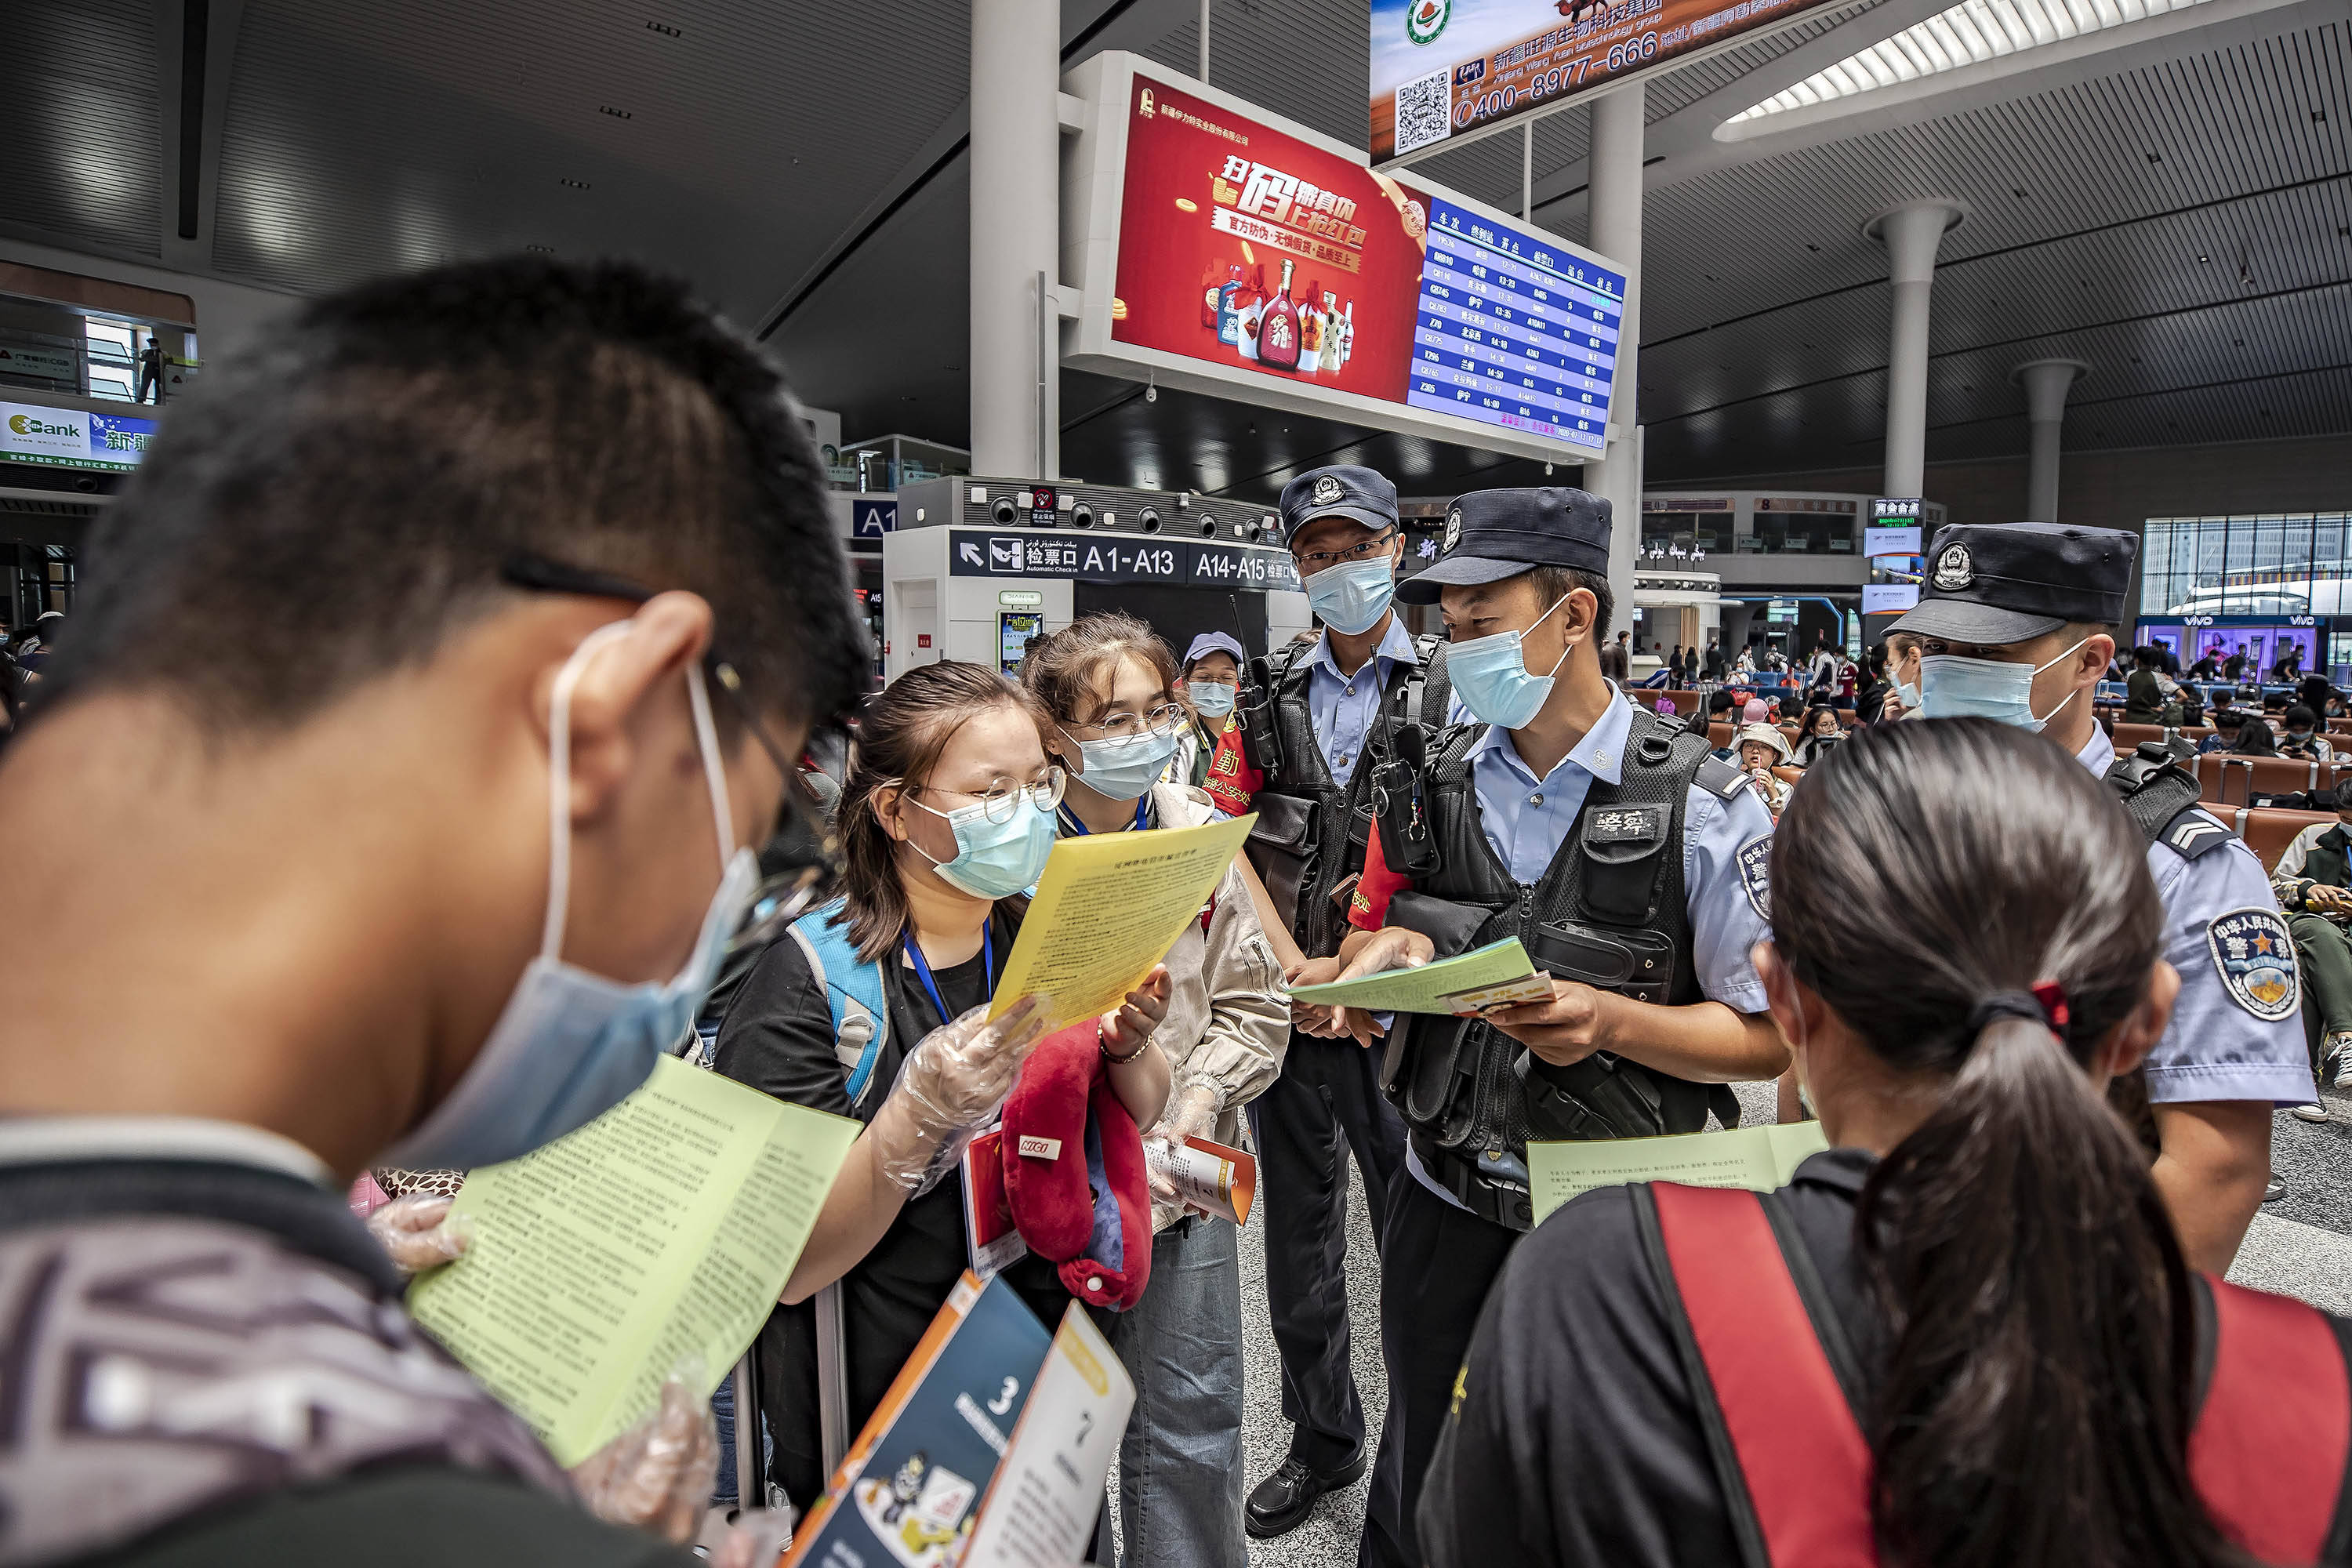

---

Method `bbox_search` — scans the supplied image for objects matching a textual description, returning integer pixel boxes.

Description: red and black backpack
[1642,1182,2352,1566]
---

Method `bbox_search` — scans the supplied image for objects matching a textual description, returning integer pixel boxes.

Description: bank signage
[0,400,155,470]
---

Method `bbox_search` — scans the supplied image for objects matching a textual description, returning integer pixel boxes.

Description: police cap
[1891,522,2136,646]
[1394,487,1611,605]
[1279,465,1398,536]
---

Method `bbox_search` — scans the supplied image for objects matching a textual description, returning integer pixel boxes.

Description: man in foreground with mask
[1235,464,1426,1539]
[0,259,875,1566]
[1301,488,1789,1568]
[1891,521,2314,1264]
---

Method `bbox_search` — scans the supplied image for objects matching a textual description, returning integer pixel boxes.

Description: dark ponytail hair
[833,661,1046,961]
[1770,719,2249,1568]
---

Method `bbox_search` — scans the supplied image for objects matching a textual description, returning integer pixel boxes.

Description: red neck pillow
[996,1022,1152,1312]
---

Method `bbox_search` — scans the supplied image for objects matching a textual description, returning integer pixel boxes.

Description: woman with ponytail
[1421,717,2352,1568]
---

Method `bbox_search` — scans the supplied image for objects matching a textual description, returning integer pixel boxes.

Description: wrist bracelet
[1100,1018,1149,1065]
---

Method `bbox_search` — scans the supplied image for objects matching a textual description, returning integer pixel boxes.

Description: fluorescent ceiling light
[1725,0,2218,124]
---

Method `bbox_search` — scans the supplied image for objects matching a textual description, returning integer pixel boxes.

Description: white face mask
[1917,638,2090,733]
[383,621,759,1171]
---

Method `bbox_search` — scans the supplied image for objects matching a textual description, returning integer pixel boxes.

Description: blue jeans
[1098,1217,1247,1568]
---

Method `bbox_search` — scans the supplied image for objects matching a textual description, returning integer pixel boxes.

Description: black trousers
[1247,1031,1407,1468]
[1356,1171,1520,1568]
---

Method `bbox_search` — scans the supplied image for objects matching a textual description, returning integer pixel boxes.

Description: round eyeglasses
[910,767,1068,824]
[1066,703,1186,741]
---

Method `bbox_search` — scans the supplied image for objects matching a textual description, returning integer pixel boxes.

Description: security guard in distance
[1891,522,2318,1267]
[1296,487,1788,1568]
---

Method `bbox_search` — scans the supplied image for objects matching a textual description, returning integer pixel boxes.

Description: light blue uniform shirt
[2076,727,2317,1105]
[1305,615,1419,790]
[1407,686,1778,1209]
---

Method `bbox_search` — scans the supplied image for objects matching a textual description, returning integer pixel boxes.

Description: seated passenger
[1788,704,1842,768]
[2270,803,2352,1104]
[2202,709,2245,753]
[1421,718,2352,1568]
[1733,722,1792,816]
[2281,704,2336,761]
[2234,713,2281,756]
[710,661,1171,1512]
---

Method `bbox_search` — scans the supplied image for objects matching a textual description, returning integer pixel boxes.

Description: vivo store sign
[1063,54,1628,466]
[0,401,154,471]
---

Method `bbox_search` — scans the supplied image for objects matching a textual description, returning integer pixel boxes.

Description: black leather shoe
[1246,1449,1369,1538]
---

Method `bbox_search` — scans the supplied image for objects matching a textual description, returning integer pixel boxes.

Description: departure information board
[1408,196,1624,448]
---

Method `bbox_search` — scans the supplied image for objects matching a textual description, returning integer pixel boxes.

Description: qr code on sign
[1395,68,1452,154]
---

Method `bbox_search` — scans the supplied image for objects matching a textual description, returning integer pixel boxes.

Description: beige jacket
[1145,781,1291,1149]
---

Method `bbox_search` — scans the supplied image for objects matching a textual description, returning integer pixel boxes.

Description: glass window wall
[2141,514,2352,619]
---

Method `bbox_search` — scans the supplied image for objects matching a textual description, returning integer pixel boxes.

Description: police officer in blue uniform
[1235,464,1427,1538]
[1310,487,1788,1568]
[1893,522,2317,1269]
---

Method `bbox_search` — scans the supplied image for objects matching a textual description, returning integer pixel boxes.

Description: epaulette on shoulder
[2158,805,2237,861]
[1693,753,1747,801]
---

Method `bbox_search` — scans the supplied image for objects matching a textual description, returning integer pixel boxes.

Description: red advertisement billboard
[1111,78,1428,403]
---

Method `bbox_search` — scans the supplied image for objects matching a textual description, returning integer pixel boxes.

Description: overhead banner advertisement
[1370,0,1843,163]
[0,401,154,471]
[1068,58,1628,463]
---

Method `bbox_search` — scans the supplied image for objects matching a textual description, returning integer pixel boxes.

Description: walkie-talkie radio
[1236,654,1287,780]
[1370,719,1439,880]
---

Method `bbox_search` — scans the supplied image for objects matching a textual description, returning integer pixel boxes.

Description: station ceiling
[5,0,2347,501]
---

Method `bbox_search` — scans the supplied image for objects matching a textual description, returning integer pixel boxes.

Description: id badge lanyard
[903,923,993,1031]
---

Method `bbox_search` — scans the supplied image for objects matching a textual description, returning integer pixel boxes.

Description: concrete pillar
[2012,358,2089,523]
[970,0,1061,480]
[1864,200,1964,499]
[1585,83,1645,637]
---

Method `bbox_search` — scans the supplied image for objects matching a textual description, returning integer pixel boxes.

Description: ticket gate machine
[882,477,1312,682]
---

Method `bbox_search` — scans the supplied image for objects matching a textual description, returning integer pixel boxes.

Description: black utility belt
[1411,1128,1536,1233]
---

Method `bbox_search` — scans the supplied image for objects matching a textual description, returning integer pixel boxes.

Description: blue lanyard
[1058,796,1151,835]
[903,923,993,1031]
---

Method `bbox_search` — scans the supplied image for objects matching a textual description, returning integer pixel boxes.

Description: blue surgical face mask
[1917,638,2089,732]
[1302,555,1396,636]
[385,622,758,1172]
[907,792,1059,899]
[1446,592,1574,730]
[1895,678,1922,712]
[1062,724,1180,802]
[1189,680,1236,719]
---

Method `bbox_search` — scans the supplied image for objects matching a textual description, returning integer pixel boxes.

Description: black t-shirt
[1419,1149,2352,1567]
[710,907,1069,1507]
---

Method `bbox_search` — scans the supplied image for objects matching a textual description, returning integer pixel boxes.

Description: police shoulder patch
[1737,836,1772,921]
[2205,906,2299,1021]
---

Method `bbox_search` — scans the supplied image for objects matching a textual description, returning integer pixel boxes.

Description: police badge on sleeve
[1737,837,1772,920]
[2205,907,2299,1021]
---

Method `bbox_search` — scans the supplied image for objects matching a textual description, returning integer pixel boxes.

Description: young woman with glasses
[710,659,1172,1512]
[1024,614,1292,1568]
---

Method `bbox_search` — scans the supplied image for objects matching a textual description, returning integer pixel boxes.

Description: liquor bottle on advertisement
[1236,265,1265,361]
[1298,281,1325,374]
[1200,260,1224,331]
[1338,300,1355,372]
[1259,259,1301,371]
[1216,265,1244,347]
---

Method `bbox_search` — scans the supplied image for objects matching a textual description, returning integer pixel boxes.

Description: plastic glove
[1144,1080,1221,1230]
[710,1509,798,1568]
[364,1193,473,1276]
[568,1370,718,1544]
[865,995,1049,1195]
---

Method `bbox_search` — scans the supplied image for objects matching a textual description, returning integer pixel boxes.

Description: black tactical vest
[1379,705,1748,1231]
[1245,635,1443,960]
